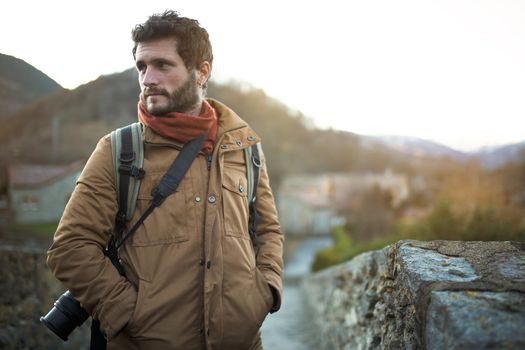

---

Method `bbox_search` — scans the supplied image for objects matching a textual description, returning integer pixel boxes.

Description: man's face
[135,37,200,115]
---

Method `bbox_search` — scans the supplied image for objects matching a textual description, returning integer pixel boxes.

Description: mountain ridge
[0,53,63,119]
[366,134,525,169]
[1,53,522,176]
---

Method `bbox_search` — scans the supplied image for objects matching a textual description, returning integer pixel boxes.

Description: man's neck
[184,99,204,116]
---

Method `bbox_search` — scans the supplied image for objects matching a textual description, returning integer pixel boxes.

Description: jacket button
[195,196,201,202]
[208,196,216,203]
[200,259,205,266]
[220,144,228,149]
[247,135,254,141]
[206,261,212,269]
[239,185,244,193]
[236,140,242,146]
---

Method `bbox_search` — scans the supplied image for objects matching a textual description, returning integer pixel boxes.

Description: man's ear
[196,61,211,87]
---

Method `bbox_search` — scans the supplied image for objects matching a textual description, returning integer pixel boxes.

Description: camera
[40,290,89,341]
[41,240,123,341]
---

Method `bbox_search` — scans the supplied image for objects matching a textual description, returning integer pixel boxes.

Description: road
[261,237,333,349]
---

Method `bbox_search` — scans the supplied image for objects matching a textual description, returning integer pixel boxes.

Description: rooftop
[8,161,84,188]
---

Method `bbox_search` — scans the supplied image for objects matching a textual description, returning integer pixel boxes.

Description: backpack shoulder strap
[244,142,263,202]
[244,142,263,252]
[110,122,144,233]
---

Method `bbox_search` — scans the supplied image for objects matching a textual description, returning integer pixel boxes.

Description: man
[47,10,284,350]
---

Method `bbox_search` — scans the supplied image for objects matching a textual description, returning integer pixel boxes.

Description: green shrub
[405,199,525,242]
[311,226,398,272]
[311,226,352,272]
[410,199,463,240]
[310,199,525,272]
[462,207,525,241]
[311,248,344,272]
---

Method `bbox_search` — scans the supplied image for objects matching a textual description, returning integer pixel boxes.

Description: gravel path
[261,237,332,349]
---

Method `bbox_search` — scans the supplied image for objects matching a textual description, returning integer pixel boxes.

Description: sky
[2,0,524,151]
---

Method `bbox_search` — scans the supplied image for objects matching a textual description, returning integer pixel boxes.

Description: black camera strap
[104,132,206,260]
[113,132,206,250]
[92,133,206,350]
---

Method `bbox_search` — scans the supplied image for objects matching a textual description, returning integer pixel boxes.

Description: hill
[0,69,139,164]
[0,53,63,119]
[473,142,525,169]
[367,135,525,170]
[1,66,438,186]
[0,56,499,188]
[367,135,470,162]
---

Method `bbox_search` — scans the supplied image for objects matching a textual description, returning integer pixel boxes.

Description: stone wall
[3,240,524,349]
[302,240,525,350]
[0,244,90,350]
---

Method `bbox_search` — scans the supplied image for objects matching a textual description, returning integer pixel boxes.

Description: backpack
[110,122,263,250]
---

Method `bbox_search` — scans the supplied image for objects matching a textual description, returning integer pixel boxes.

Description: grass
[10,222,59,238]
[311,226,401,272]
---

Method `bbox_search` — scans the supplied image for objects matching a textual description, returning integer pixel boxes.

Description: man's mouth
[146,93,165,97]
[144,88,167,98]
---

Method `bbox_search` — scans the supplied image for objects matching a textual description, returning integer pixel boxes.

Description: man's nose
[142,67,159,86]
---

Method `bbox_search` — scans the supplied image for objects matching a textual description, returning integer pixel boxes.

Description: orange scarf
[137,100,218,154]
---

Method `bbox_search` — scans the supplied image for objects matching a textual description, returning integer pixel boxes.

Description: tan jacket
[47,99,284,350]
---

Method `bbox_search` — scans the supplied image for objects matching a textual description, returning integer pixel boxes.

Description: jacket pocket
[222,168,249,239]
[130,172,191,246]
[126,278,150,336]
[253,267,273,319]
[220,267,272,348]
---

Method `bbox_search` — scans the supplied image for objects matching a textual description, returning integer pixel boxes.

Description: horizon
[2,0,524,152]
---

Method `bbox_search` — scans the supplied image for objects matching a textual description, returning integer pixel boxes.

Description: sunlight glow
[2,0,524,151]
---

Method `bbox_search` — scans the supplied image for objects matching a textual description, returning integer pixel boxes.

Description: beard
[142,73,200,116]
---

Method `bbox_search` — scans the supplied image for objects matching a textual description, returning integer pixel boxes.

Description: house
[278,187,344,237]
[277,170,410,236]
[8,161,84,223]
[277,175,346,237]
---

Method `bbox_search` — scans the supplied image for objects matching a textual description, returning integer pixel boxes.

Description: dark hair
[131,10,213,71]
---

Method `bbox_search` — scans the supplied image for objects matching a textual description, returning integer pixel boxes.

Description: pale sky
[2,0,524,151]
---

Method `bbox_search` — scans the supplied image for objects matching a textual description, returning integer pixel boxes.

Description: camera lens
[40,291,90,341]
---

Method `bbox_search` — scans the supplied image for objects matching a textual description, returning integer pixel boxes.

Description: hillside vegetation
[0,67,438,188]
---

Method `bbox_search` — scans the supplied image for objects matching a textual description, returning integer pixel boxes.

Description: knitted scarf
[137,100,218,154]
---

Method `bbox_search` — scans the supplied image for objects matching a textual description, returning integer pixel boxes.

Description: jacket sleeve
[254,152,284,313]
[47,135,137,340]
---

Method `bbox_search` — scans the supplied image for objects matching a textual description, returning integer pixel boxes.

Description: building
[8,161,84,223]
[277,170,410,236]
[278,188,344,237]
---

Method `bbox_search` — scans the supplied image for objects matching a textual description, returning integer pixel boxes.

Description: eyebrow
[136,57,173,67]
